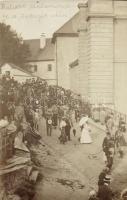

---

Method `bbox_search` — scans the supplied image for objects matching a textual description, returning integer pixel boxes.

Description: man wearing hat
[97,174,114,200]
[98,167,110,187]
[45,107,53,136]
[102,132,111,165]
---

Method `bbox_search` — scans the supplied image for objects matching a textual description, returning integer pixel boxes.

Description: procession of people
[0,73,127,200]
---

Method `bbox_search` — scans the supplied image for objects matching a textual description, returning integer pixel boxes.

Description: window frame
[5,71,10,76]
[47,64,52,72]
[34,65,37,72]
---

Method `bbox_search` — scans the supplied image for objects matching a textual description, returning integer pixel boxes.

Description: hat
[103,167,110,173]
[104,175,111,184]
[36,100,39,104]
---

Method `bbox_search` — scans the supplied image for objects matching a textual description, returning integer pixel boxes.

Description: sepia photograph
[0,0,127,199]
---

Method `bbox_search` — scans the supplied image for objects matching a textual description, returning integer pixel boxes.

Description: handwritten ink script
[0,0,81,9]
[0,0,80,21]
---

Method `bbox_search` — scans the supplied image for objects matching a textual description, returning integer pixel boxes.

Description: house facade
[25,36,56,85]
[0,63,35,83]
[25,14,80,88]
[52,13,79,89]
[69,0,127,114]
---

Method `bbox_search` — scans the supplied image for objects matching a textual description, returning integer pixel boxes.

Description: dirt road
[32,118,106,200]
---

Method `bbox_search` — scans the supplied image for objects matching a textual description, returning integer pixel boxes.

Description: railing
[106,107,127,124]
[92,105,127,125]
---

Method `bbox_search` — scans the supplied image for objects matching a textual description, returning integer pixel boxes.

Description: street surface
[32,118,105,200]
[33,118,127,200]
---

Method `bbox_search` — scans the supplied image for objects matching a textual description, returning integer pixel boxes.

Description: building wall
[78,1,114,104]
[56,36,78,89]
[77,0,127,114]
[28,60,56,85]
[1,63,32,83]
[78,4,89,98]
[69,65,79,94]
[114,1,127,114]
[88,17,114,104]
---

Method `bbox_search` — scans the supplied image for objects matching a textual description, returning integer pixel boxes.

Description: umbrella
[79,116,88,127]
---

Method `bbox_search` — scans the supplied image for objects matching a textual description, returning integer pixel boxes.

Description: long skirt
[80,128,92,144]
[59,128,67,144]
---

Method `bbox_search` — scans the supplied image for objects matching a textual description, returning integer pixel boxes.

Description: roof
[24,38,55,62]
[52,12,79,43]
[69,59,78,68]
[1,63,35,77]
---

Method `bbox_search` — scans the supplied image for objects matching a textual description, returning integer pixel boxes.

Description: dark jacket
[97,184,113,200]
[65,119,71,134]
[98,172,106,186]
[102,137,110,154]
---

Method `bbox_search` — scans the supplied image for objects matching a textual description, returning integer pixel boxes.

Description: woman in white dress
[80,117,92,144]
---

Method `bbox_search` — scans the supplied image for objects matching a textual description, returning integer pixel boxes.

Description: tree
[0,23,30,67]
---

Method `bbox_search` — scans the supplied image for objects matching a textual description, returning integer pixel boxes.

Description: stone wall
[78,0,114,104]
[72,0,127,114]
[88,17,114,104]
[114,1,127,114]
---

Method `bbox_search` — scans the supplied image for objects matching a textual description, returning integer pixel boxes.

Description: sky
[0,0,82,39]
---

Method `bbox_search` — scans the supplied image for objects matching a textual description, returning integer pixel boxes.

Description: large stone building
[69,0,127,114]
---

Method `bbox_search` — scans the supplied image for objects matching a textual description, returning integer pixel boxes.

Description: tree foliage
[0,23,30,67]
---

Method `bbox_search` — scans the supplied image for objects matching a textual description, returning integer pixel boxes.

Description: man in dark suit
[65,118,71,141]
[45,107,53,136]
[97,175,114,200]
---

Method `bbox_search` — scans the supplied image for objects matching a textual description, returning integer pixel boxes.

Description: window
[5,71,10,76]
[34,65,37,72]
[48,64,52,72]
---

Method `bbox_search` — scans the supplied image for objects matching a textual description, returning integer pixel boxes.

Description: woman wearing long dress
[59,118,67,144]
[80,122,92,144]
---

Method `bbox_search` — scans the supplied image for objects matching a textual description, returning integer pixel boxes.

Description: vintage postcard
[0,0,127,200]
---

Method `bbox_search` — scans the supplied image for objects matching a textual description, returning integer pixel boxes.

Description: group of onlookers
[0,74,91,146]
[0,74,127,200]
[88,108,127,200]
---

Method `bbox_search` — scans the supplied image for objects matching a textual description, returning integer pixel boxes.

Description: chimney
[40,33,46,49]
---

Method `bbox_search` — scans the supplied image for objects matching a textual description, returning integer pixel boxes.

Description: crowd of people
[87,109,127,200]
[0,74,92,151]
[0,73,127,200]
